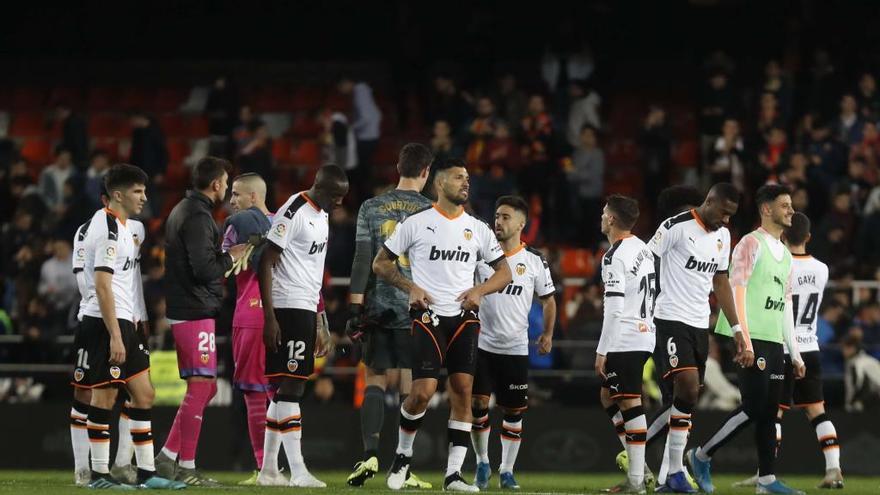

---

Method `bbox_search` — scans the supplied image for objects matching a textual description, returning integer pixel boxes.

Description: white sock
[397,407,425,457]
[276,401,307,476]
[612,411,627,449]
[70,405,90,473]
[658,438,670,485]
[471,413,490,464]
[446,420,471,477]
[261,401,281,473]
[115,405,133,467]
[128,408,155,472]
[178,459,195,469]
[500,418,522,474]
[161,447,177,459]
[87,409,112,475]
[667,405,691,474]
[759,474,777,485]
[625,413,648,486]
[815,420,841,470]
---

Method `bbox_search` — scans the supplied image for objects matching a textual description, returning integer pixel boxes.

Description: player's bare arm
[457,257,512,311]
[373,247,429,308]
[259,243,283,352]
[714,271,754,367]
[95,270,125,365]
[537,294,556,355]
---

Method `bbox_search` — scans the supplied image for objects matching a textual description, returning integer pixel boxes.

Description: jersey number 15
[639,273,658,319]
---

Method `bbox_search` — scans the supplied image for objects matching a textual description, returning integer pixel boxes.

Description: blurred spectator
[639,105,671,200]
[483,121,521,170]
[427,74,472,130]
[566,80,602,148]
[338,76,382,174]
[857,187,880,272]
[709,118,746,191]
[129,111,169,185]
[842,335,880,411]
[204,76,241,137]
[812,186,856,270]
[84,150,110,209]
[471,163,515,222]
[38,146,77,213]
[429,120,459,161]
[760,60,793,124]
[37,238,77,326]
[233,105,259,152]
[325,206,355,277]
[698,336,741,411]
[493,73,527,129]
[856,72,880,121]
[755,93,783,144]
[541,43,595,93]
[839,156,872,212]
[699,69,735,163]
[565,125,604,246]
[807,49,843,119]
[319,109,358,170]
[238,120,273,181]
[757,126,788,184]
[463,96,500,167]
[833,94,864,146]
[817,300,846,344]
[854,301,880,346]
[53,103,89,169]
[851,121,880,173]
[520,94,554,168]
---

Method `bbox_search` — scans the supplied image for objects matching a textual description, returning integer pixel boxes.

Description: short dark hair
[657,185,704,221]
[495,195,529,220]
[432,156,467,173]
[606,194,640,230]
[709,182,740,204]
[784,212,811,245]
[314,164,349,187]
[755,184,791,206]
[397,143,434,178]
[104,164,147,193]
[193,156,230,190]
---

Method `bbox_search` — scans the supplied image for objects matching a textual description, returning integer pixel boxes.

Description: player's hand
[734,331,755,368]
[316,311,332,358]
[345,304,366,342]
[792,359,806,379]
[228,243,248,263]
[409,285,434,310]
[456,286,483,311]
[594,354,607,380]
[263,315,282,352]
[109,334,126,365]
[537,332,553,355]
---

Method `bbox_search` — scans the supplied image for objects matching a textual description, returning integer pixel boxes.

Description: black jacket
[164,190,233,320]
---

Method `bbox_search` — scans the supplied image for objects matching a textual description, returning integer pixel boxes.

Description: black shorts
[71,316,150,389]
[363,327,414,371]
[410,308,479,380]
[656,318,709,383]
[265,308,316,380]
[738,339,785,419]
[473,349,529,410]
[780,351,824,409]
[602,351,651,399]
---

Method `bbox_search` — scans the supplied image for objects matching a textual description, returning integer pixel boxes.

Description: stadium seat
[166,139,190,164]
[91,137,121,160]
[154,88,186,112]
[559,248,596,279]
[86,87,122,112]
[119,88,155,112]
[272,137,293,163]
[182,115,210,138]
[291,139,320,166]
[9,88,46,110]
[290,87,324,111]
[159,114,185,137]
[9,112,47,137]
[19,138,52,165]
[672,139,699,169]
[289,113,323,138]
[48,87,85,108]
[88,113,129,138]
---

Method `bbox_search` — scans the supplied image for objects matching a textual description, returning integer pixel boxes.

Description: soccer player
[221,173,274,485]
[470,195,556,490]
[596,195,656,494]
[732,212,843,489]
[648,183,747,493]
[688,184,806,495]
[345,144,434,489]
[374,157,512,492]
[256,165,349,488]
[71,164,182,489]
[156,157,247,486]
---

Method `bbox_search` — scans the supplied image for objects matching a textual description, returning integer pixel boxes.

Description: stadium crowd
[2,46,880,411]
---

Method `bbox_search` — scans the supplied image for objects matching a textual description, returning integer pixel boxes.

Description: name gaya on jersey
[383,206,504,317]
[80,209,139,323]
[600,236,657,353]
[649,210,730,329]
[788,255,829,353]
[476,244,555,355]
[266,192,328,311]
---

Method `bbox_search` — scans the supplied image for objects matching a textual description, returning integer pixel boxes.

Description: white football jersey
[266,192,328,311]
[476,244,555,355]
[599,235,657,354]
[788,254,828,354]
[129,220,147,323]
[73,220,90,300]
[649,210,731,329]
[81,208,138,323]
[384,205,505,317]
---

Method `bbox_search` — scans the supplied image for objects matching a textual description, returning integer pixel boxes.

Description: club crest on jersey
[757,357,766,371]
[287,359,299,372]
[76,248,85,259]
[515,263,527,276]
[274,223,286,236]
[109,366,121,379]
[200,352,210,364]
[133,233,140,247]
[669,355,679,368]
[463,228,473,241]
[106,246,116,258]
[74,368,84,382]
[717,238,723,252]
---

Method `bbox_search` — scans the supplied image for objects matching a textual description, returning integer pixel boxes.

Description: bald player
[222,173,275,485]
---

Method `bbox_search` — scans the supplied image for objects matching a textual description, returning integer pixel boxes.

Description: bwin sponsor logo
[429,245,471,262]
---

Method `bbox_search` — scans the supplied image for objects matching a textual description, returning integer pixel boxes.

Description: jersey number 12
[792,292,819,326]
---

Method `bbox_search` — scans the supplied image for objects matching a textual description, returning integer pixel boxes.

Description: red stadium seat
[20,138,52,166]
[166,139,190,164]
[86,87,122,112]
[289,113,323,138]
[672,139,699,168]
[48,87,85,108]
[159,114,185,137]
[9,88,46,110]
[91,138,121,160]
[291,139,320,166]
[88,113,130,138]
[154,88,186,112]
[272,137,293,162]
[290,87,324,111]
[182,115,209,138]
[119,88,155,112]
[559,248,596,279]
[9,112,47,137]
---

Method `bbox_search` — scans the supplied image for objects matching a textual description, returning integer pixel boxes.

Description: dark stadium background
[1,0,880,475]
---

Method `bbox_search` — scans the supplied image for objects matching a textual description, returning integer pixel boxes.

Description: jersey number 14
[792,292,819,326]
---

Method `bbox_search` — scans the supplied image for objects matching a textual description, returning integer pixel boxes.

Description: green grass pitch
[0,471,877,494]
